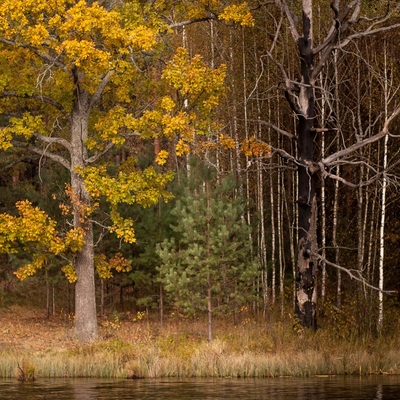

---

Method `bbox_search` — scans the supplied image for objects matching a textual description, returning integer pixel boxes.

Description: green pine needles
[156,173,258,339]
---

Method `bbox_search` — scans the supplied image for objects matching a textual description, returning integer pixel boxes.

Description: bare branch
[322,107,400,167]
[265,51,302,115]
[168,17,217,29]
[0,91,68,115]
[312,1,363,78]
[269,145,298,164]
[318,161,383,188]
[275,0,299,41]
[89,70,115,110]
[315,253,397,295]
[34,133,71,153]
[85,142,114,164]
[338,23,400,49]
[12,141,71,170]
[0,156,38,172]
[257,119,295,139]
[0,38,68,73]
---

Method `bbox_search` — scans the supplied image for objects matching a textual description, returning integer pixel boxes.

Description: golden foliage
[96,253,132,280]
[0,200,85,281]
[219,2,254,27]
[241,137,271,157]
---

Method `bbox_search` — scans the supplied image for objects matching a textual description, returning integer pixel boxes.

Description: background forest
[0,0,399,343]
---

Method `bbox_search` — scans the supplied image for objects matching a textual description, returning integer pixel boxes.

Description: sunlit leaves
[219,2,254,27]
[81,162,173,243]
[14,254,47,281]
[155,149,169,166]
[61,263,77,283]
[0,200,85,281]
[0,0,229,289]
[109,209,136,243]
[162,47,226,109]
[241,137,271,157]
[183,0,254,26]
[91,106,138,148]
[82,165,174,207]
[0,0,159,95]
[95,253,132,280]
[2,113,46,141]
[219,133,236,150]
[132,47,227,155]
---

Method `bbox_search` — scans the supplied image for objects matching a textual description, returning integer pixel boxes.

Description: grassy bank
[1,307,400,379]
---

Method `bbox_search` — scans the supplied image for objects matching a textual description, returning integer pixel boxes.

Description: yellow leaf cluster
[95,253,132,280]
[162,48,226,107]
[241,137,271,157]
[162,112,191,138]
[219,133,236,150]
[95,254,113,279]
[93,106,138,148]
[61,263,77,283]
[155,150,169,166]
[109,210,136,244]
[64,228,85,253]
[176,138,191,157]
[218,3,255,27]
[0,129,13,151]
[82,165,173,208]
[14,254,47,281]
[3,113,46,141]
[0,0,159,95]
[0,200,85,281]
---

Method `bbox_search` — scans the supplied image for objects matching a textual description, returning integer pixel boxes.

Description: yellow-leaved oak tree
[0,0,226,342]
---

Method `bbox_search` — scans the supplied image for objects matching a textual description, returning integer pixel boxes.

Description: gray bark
[70,87,98,342]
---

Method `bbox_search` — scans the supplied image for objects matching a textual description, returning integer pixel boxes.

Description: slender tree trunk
[159,283,164,327]
[100,280,105,318]
[278,161,285,315]
[378,43,390,332]
[330,49,342,308]
[270,162,276,305]
[206,182,212,341]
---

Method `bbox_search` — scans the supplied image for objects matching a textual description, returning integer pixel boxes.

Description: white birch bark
[377,43,390,332]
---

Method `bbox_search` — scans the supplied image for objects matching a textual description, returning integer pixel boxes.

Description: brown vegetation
[1,306,400,379]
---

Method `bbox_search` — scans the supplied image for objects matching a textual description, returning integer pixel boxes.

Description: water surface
[1,376,400,399]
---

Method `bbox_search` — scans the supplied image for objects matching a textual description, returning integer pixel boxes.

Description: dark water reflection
[1,376,400,399]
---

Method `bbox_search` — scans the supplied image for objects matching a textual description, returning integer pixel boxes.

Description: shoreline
[1,306,399,379]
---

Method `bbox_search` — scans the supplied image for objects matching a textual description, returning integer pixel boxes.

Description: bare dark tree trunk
[272,0,400,329]
[292,2,318,329]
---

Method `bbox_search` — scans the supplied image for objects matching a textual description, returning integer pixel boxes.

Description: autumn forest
[0,0,399,359]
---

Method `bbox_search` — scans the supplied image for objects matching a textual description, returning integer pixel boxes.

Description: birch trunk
[377,43,390,332]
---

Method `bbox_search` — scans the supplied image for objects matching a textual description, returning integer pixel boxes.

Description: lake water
[1,376,400,399]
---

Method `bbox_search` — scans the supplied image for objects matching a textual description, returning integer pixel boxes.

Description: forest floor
[1,305,400,379]
[0,306,71,351]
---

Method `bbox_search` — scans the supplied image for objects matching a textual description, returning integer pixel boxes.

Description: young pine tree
[156,174,257,341]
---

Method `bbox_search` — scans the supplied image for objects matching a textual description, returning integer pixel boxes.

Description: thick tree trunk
[70,88,98,342]
[74,213,98,342]
[294,4,317,328]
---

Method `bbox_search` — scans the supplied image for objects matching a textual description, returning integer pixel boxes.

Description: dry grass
[1,306,400,379]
